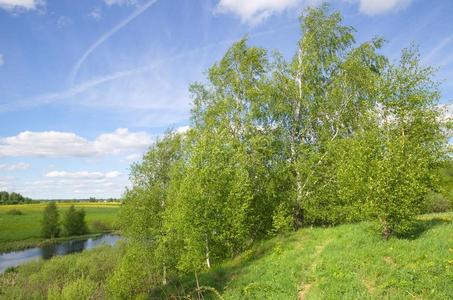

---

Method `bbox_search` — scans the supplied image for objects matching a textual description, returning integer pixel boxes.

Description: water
[0,234,121,273]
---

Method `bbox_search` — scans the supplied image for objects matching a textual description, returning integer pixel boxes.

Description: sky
[0,0,452,199]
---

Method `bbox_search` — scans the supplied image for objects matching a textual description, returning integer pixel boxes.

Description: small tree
[41,202,60,238]
[63,205,87,236]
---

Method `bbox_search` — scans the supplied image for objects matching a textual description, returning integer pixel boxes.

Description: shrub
[41,202,60,238]
[90,220,110,232]
[48,277,98,300]
[424,192,451,213]
[5,209,23,215]
[107,243,157,299]
[0,245,122,299]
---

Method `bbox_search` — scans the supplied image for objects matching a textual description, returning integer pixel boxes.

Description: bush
[107,243,157,298]
[424,192,451,213]
[0,245,123,299]
[63,205,87,236]
[90,220,110,232]
[48,277,98,300]
[41,202,60,238]
[5,209,23,215]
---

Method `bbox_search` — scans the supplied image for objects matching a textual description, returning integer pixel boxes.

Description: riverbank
[0,233,122,273]
[0,202,120,253]
[1,212,451,299]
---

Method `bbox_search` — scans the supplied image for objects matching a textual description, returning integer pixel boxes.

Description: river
[0,234,121,273]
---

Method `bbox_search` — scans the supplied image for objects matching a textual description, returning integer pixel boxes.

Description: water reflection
[0,234,121,273]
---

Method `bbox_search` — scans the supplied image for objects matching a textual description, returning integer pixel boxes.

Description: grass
[0,243,124,299]
[0,212,451,299]
[0,202,120,253]
[153,212,453,299]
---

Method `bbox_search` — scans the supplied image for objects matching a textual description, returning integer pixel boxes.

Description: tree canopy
[112,6,450,297]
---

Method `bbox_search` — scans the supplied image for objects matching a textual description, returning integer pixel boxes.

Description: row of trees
[110,6,451,297]
[41,203,87,239]
[0,191,32,205]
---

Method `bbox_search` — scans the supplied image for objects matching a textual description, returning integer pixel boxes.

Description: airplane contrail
[0,22,299,112]
[69,0,159,86]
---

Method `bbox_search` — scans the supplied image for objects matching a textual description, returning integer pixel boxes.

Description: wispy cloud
[69,0,159,85]
[0,54,4,66]
[56,16,72,28]
[88,7,102,21]
[104,0,138,6]
[423,35,453,66]
[1,22,298,113]
[0,162,30,171]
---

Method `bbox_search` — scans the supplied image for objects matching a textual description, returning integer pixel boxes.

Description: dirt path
[297,239,331,300]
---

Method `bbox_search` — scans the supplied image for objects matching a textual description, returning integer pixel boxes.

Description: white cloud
[352,0,411,16]
[0,0,43,11]
[46,170,121,180]
[0,128,152,157]
[93,128,152,155]
[0,54,4,66]
[18,173,128,199]
[0,162,30,171]
[216,0,303,25]
[216,0,413,23]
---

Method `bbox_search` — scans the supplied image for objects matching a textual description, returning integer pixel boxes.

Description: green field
[1,212,451,299]
[0,202,120,252]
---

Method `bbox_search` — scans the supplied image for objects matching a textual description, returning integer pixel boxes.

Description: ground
[0,212,452,299]
[154,212,453,299]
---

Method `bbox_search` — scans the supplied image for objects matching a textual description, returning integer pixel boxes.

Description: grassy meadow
[155,212,453,299]
[0,202,120,252]
[1,212,451,299]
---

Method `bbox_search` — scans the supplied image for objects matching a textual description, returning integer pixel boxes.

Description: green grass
[1,212,451,299]
[0,243,124,299]
[154,212,453,299]
[0,202,120,252]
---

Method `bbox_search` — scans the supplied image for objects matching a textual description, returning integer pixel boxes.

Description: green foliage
[425,192,451,213]
[106,243,157,299]
[0,191,32,205]
[62,205,87,236]
[114,5,449,297]
[151,212,453,299]
[90,220,110,232]
[0,244,122,299]
[48,277,98,300]
[41,202,60,239]
[271,203,293,234]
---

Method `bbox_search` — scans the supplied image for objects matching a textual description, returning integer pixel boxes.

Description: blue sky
[0,0,452,199]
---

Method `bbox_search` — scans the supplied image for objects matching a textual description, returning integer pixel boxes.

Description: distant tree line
[0,191,32,205]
